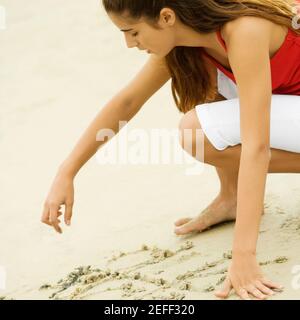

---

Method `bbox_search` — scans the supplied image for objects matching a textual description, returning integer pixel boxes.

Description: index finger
[236,287,251,300]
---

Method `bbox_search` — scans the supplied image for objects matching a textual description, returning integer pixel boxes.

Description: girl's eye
[132,32,138,37]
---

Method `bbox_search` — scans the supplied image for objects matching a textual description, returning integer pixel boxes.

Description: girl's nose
[124,33,138,49]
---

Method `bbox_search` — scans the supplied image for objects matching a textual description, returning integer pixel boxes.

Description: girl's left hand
[214,252,284,300]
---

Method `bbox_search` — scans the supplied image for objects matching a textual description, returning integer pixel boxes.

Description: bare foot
[174,194,237,235]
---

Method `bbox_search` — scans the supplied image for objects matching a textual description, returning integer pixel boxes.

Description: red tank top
[201,26,300,95]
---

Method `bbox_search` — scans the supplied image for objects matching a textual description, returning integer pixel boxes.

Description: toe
[174,219,203,235]
[174,217,192,227]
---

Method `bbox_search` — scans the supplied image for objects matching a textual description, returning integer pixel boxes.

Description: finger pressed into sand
[254,281,275,296]
[245,284,267,300]
[215,276,232,298]
[261,278,284,290]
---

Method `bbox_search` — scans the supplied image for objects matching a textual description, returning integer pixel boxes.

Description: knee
[178,109,204,158]
[178,108,202,132]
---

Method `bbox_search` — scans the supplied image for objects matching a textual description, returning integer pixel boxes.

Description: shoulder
[221,16,273,45]
[221,17,273,88]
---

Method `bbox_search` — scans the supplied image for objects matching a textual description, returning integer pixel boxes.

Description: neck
[174,24,217,49]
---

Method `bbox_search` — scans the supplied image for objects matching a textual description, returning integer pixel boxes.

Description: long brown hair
[102,0,300,113]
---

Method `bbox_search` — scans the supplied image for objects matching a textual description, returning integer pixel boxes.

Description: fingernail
[66,220,71,226]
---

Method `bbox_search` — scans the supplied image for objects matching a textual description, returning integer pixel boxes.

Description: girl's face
[108,9,177,58]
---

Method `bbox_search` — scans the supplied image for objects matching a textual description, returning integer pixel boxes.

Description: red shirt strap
[216,27,227,52]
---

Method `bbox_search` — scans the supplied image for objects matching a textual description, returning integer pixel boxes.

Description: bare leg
[174,141,300,235]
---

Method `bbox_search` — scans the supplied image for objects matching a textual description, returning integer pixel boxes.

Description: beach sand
[0,0,299,300]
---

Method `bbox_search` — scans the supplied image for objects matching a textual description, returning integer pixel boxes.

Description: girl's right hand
[41,171,75,234]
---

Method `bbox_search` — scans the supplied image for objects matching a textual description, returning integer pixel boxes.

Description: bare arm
[59,55,171,178]
[58,98,138,178]
[215,17,283,300]
[41,54,171,233]
[226,18,272,254]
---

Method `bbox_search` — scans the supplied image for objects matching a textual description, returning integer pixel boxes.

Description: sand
[0,0,300,300]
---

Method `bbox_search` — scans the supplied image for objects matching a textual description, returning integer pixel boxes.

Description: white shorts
[195,70,300,153]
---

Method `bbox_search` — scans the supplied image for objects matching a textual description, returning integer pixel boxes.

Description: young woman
[41,0,300,300]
